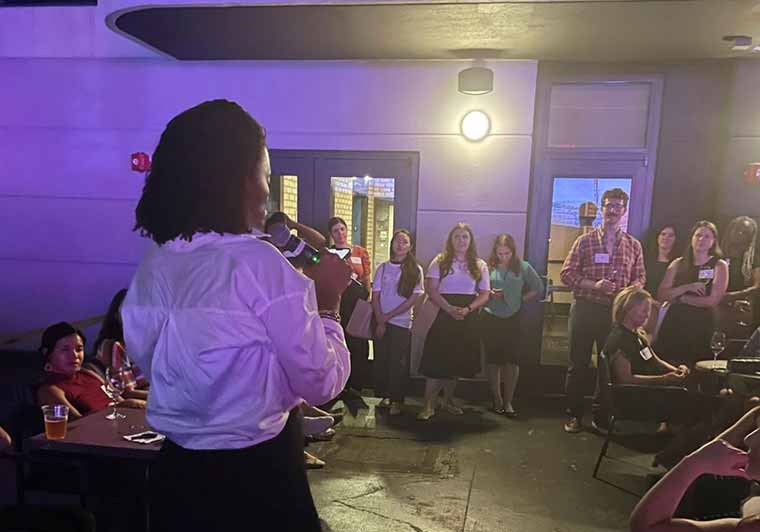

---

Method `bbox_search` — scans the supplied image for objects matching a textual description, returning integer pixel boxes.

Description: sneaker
[441,402,464,416]
[389,402,403,416]
[417,407,435,421]
[564,417,582,433]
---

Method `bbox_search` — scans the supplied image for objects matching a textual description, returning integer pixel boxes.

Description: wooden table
[24,408,159,531]
[25,407,161,460]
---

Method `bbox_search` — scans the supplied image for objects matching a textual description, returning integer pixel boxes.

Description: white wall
[0,55,536,337]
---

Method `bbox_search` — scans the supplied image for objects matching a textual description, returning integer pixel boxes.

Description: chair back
[597,351,614,415]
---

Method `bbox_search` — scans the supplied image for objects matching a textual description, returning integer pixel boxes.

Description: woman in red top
[36,322,145,418]
[329,216,372,395]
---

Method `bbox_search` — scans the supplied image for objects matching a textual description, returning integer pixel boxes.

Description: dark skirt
[419,294,480,379]
[654,303,715,367]
[150,409,321,532]
[480,310,522,365]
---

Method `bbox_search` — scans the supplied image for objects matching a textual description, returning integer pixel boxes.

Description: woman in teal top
[482,234,544,416]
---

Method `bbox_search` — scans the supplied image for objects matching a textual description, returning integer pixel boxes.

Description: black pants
[150,410,321,532]
[373,323,411,402]
[565,298,612,419]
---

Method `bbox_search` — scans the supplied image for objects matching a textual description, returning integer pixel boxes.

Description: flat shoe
[503,410,517,418]
[304,451,325,470]
[417,408,435,421]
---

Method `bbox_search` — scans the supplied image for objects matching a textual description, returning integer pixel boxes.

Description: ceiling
[109,0,760,61]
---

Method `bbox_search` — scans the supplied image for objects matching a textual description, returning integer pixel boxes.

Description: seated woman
[37,322,145,419]
[631,405,760,531]
[606,286,690,387]
[92,289,148,400]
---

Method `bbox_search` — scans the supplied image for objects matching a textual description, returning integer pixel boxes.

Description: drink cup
[42,404,69,440]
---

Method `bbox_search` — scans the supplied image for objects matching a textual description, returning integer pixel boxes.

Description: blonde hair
[611,286,652,325]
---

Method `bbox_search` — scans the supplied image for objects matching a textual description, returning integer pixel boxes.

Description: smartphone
[328,248,351,260]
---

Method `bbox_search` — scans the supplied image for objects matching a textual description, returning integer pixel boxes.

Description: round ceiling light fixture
[460,110,491,142]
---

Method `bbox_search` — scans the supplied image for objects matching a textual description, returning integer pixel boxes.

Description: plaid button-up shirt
[560,227,646,306]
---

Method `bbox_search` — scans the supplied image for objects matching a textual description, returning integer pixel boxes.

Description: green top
[484,260,544,319]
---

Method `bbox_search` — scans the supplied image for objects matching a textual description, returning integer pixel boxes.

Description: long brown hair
[390,229,421,298]
[437,223,482,283]
[488,234,522,276]
[676,220,722,280]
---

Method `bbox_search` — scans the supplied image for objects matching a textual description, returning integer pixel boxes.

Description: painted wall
[0,57,537,336]
[715,60,760,227]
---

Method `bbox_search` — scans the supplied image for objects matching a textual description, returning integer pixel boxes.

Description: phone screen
[328,248,351,260]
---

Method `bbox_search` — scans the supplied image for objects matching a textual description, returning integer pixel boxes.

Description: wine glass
[105,366,126,420]
[710,331,727,363]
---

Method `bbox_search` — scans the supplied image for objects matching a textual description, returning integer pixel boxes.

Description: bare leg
[419,378,443,418]
[486,364,503,410]
[503,363,520,414]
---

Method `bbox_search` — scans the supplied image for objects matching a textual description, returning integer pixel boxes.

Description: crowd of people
[8,98,760,531]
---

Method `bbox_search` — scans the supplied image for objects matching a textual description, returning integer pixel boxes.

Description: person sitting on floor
[36,322,145,419]
[630,405,760,531]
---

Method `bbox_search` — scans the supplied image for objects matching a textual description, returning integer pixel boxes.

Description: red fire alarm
[744,162,760,185]
[131,152,151,173]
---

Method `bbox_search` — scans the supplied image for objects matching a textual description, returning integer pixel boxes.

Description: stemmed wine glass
[105,366,127,420]
[710,331,727,363]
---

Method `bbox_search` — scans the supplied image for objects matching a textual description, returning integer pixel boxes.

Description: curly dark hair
[134,99,267,244]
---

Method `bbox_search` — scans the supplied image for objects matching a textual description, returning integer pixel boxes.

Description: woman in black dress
[654,221,728,367]
[644,224,678,297]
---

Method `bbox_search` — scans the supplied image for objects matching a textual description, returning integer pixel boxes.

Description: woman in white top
[371,229,425,416]
[417,223,491,421]
[121,100,352,532]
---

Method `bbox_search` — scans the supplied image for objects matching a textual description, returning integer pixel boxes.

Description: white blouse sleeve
[414,265,425,294]
[478,260,491,292]
[260,282,351,406]
[426,257,441,279]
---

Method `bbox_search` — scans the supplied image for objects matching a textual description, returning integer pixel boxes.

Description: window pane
[541,177,632,367]
[267,174,299,222]
[548,83,650,149]
[330,176,396,274]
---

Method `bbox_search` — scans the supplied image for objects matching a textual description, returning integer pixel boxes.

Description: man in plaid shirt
[560,188,645,433]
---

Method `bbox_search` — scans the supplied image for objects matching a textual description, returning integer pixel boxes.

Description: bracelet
[318,310,341,322]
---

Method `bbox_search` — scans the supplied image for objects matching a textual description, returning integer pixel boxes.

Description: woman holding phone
[481,234,543,417]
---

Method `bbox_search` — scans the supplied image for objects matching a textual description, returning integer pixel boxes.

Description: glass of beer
[41,404,69,440]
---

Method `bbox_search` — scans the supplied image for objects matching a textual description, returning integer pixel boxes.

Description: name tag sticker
[350,256,362,265]
[698,269,715,280]
[640,347,654,361]
[594,253,610,264]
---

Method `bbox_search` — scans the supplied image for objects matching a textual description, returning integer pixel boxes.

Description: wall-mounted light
[461,110,491,142]
[458,67,493,95]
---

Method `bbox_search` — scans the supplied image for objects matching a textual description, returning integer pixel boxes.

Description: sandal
[489,401,506,415]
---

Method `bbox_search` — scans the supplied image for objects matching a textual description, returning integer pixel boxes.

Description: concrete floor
[0,396,662,532]
[308,397,655,532]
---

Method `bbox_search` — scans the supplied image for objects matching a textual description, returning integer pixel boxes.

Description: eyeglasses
[602,203,625,211]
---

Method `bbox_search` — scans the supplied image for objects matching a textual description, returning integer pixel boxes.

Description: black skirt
[480,310,522,365]
[654,302,715,367]
[150,409,321,532]
[419,294,481,379]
